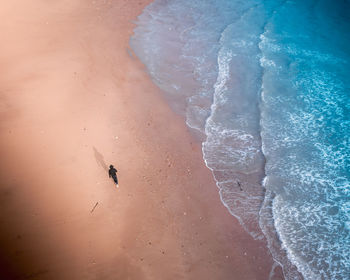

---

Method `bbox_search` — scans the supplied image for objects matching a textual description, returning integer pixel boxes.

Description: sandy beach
[0,1,280,279]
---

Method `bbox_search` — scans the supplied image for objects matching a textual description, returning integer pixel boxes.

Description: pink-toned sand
[0,1,282,279]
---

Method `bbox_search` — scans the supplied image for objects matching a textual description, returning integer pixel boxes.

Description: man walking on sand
[109,165,119,188]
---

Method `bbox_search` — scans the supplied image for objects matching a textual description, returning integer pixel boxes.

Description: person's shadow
[93,147,108,172]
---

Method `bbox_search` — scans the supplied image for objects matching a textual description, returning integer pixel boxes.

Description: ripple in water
[131,1,350,279]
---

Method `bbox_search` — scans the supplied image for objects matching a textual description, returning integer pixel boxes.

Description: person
[237,180,243,191]
[109,165,119,188]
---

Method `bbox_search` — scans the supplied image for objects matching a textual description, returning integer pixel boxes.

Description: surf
[130,1,350,279]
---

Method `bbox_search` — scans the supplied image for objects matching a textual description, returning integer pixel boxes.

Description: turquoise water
[131,1,350,279]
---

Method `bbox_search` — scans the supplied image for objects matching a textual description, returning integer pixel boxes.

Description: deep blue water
[130,1,350,279]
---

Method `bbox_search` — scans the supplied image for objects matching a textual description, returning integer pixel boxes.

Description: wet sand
[0,1,281,279]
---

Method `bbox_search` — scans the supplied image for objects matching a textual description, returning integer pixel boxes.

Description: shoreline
[0,1,280,279]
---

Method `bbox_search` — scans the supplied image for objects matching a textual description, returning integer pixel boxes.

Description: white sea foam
[131,1,350,279]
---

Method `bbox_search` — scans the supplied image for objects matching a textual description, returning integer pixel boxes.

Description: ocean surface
[130,0,350,279]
